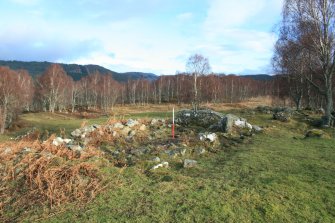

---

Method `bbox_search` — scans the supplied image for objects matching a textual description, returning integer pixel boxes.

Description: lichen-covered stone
[199,133,217,142]
[183,159,197,168]
[273,112,291,122]
[305,129,329,138]
[176,109,224,128]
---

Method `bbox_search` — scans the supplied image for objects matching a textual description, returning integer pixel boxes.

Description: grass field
[2,106,332,223]
[0,110,174,142]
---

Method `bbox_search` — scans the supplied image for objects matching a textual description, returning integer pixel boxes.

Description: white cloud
[68,19,194,74]
[197,0,282,74]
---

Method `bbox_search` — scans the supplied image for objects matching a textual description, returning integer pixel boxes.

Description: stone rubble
[151,161,169,170]
[183,159,197,168]
[13,113,262,172]
[199,133,217,142]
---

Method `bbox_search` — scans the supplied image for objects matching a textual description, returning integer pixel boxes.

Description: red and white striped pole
[172,107,175,139]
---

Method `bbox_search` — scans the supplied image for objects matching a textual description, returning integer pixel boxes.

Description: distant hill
[240,74,274,81]
[0,60,158,82]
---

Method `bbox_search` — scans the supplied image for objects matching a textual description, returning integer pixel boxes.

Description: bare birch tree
[276,0,335,126]
[186,54,211,112]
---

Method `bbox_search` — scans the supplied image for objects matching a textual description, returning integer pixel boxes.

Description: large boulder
[273,111,291,122]
[305,129,330,139]
[272,107,294,122]
[221,114,240,132]
[210,114,252,133]
[176,109,224,128]
[272,107,293,114]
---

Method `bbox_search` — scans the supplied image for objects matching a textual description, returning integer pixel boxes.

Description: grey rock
[71,129,82,137]
[305,129,328,138]
[52,137,64,146]
[273,107,293,114]
[83,125,96,133]
[126,119,139,127]
[152,157,161,163]
[113,122,125,129]
[68,145,83,151]
[234,119,253,129]
[150,119,158,125]
[151,161,169,170]
[121,127,131,136]
[139,124,146,131]
[218,114,240,132]
[195,147,206,155]
[183,159,197,168]
[63,138,72,144]
[199,133,217,142]
[253,125,263,132]
[176,109,224,128]
[273,112,291,122]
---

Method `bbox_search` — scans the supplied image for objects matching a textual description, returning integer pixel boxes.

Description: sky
[0,0,283,75]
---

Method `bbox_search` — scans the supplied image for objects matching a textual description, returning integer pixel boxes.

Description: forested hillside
[0,60,158,82]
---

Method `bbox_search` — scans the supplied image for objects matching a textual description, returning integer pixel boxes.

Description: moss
[305,129,330,139]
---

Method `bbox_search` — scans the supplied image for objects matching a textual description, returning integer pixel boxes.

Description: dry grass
[0,136,104,222]
[106,96,273,116]
[203,96,273,111]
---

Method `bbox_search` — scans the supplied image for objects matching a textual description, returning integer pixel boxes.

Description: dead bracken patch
[0,137,104,222]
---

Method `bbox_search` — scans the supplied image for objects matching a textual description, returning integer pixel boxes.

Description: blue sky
[0,0,283,74]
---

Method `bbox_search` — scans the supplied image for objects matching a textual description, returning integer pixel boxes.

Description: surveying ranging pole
[172,107,175,139]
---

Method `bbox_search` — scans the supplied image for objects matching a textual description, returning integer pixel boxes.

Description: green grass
[0,111,173,142]
[5,113,109,140]
[17,111,335,223]
[128,111,172,119]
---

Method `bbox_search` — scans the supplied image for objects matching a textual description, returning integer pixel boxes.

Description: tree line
[0,63,275,133]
